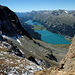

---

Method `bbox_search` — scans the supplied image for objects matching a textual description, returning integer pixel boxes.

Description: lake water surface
[35,30,71,44]
[26,20,71,44]
[25,20,41,25]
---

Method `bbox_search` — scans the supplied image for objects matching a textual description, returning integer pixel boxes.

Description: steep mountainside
[19,17,41,40]
[0,5,31,38]
[34,37,75,75]
[24,10,75,37]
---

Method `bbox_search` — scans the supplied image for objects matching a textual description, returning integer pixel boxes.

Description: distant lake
[25,20,41,25]
[35,30,71,44]
[25,20,71,44]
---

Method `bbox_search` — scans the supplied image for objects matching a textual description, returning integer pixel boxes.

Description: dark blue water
[25,20,71,44]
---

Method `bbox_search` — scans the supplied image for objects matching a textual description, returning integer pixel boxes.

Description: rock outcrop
[60,36,75,71]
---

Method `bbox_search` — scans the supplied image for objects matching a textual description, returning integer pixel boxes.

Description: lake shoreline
[25,20,71,44]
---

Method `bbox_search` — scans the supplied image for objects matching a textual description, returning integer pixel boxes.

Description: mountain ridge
[0,5,31,39]
[22,10,75,37]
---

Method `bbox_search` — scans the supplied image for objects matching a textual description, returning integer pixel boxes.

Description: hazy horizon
[0,0,75,12]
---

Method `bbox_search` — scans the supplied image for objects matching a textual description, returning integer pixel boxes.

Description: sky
[0,0,75,12]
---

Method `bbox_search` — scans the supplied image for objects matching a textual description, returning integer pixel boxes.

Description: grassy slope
[32,25,46,30]
[2,35,69,67]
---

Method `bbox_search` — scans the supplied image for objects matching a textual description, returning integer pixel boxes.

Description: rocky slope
[0,45,42,75]
[34,37,75,75]
[60,36,75,71]
[0,5,71,75]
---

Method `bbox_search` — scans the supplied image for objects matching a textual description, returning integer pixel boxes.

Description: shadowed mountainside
[0,5,31,39]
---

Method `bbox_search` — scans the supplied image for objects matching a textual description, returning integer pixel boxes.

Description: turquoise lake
[26,20,71,44]
[35,30,71,44]
[25,20,41,25]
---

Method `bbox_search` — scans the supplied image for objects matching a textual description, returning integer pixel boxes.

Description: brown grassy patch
[51,44,70,49]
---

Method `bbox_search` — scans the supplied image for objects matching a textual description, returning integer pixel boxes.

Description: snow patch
[17,39,22,45]
[64,10,68,14]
